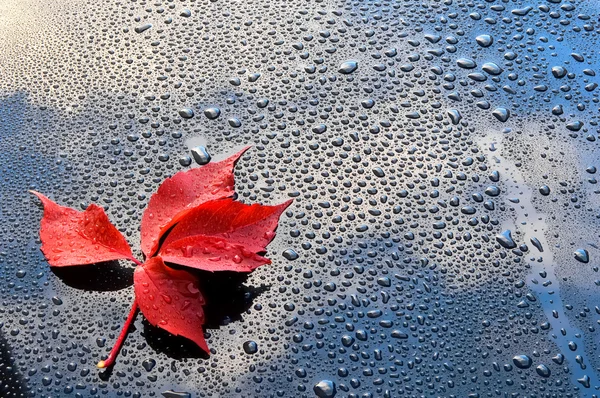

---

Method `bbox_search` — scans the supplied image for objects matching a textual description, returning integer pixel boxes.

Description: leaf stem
[129,256,143,266]
[97,300,138,369]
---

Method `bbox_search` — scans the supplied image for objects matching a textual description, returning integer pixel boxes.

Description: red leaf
[31,191,135,267]
[140,147,250,257]
[134,256,209,353]
[159,198,291,272]
[32,146,291,368]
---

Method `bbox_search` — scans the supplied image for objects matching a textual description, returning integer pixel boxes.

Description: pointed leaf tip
[32,192,134,267]
[159,197,291,272]
[140,146,252,257]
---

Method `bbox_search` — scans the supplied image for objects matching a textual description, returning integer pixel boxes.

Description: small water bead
[162,391,192,398]
[530,237,544,252]
[384,48,397,57]
[539,185,550,196]
[338,60,358,74]
[536,364,551,378]
[142,358,156,371]
[574,249,589,264]
[512,6,532,16]
[456,58,477,69]
[551,66,567,79]
[513,355,532,369]
[552,104,563,115]
[313,380,336,398]
[312,124,327,134]
[190,146,211,165]
[552,354,564,365]
[178,108,194,119]
[203,107,221,120]
[447,109,462,125]
[475,34,493,47]
[134,24,152,34]
[179,156,192,167]
[492,107,510,122]
[361,99,375,109]
[482,62,502,75]
[571,53,585,62]
[228,118,241,128]
[566,121,583,131]
[578,375,591,388]
[243,341,258,354]
[484,186,500,196]
[496,230,517,249]
[282,249,299,260]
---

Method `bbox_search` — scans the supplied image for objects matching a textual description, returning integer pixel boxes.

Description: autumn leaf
[30,191,136,267]
[134,256,209,352]
[140,146,250,257]
[31,147,291,369]
[159,197,292,272]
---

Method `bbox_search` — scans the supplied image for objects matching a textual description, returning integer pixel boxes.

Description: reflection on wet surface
[1,0,600,396]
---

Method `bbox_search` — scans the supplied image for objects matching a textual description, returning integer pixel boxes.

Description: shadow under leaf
[142,320,209,361]
[197,270,271,328]
[51,260,134,291]
[141,268,269,360]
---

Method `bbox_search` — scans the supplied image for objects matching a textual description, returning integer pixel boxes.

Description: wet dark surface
[1,0,600,397]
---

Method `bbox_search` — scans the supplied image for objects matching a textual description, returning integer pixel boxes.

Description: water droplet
[338,60,358,74]
[496,230,517,249]
[283,249,298,260]
[482,62,502,75]
[492,107,510,122]
[190,146,211,165]
[179,108,194,119]
[203,107,221,120]
[456,58,477,69]
[447,109,462,125]
[162,391,192,398]
[574,249,589,264]
[179,156,192,167]
[539,185,550,196]
[313,380,336,398]
[551,66,567,78]
[134,24,152,34]
[228,118,241,128]
[536,364,551,378]
[513,355,532,369]
[142,358,156,371]
[475,34,493,47]
[530,237,544,252]
[243,340,258,354]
